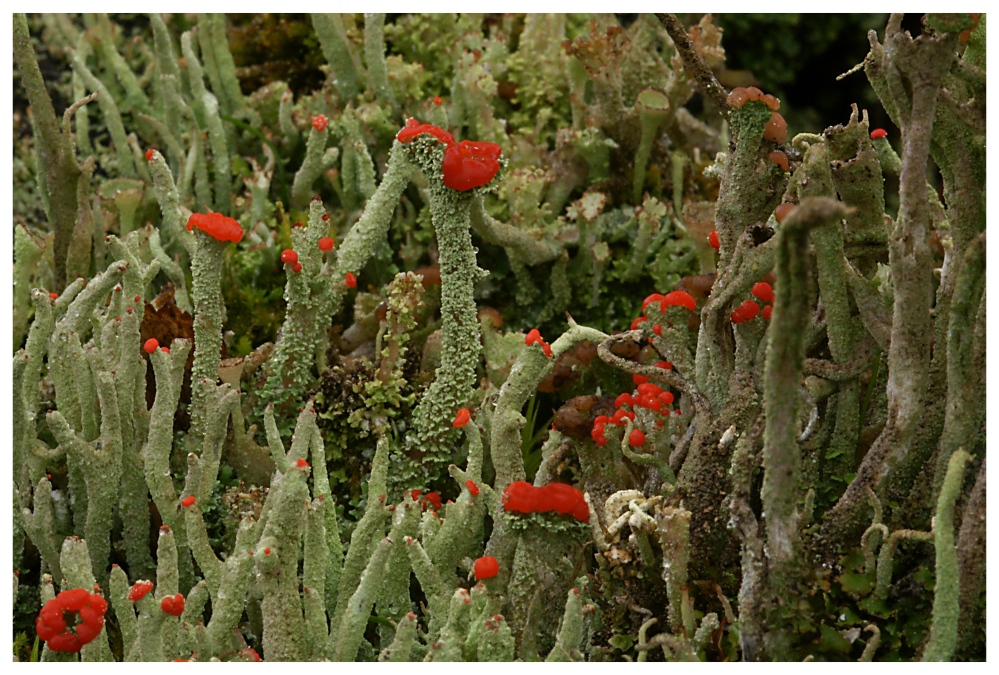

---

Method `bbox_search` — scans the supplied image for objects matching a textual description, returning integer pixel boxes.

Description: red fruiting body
[473,555,499,580]
[612,410,635,424]
[762,94,781,111]
[768,150,790,172]
[345,272,357,288]
[731,308,746,324]
[501,481,536,514]
[280,249,298,264]
[396,118,456,146]
[186,212,243,243]
[145,149,156,161]
[181,495,196,508]
[264,548,271,555]
[160,593,185,617]
[36,589,108,652]
[637,382,662,397]
[424,492,442,511]
[321,214,330,221]
[653,324,663,336]
[466,480,480,496]
[242,648,261,662]
[870,128,887,140]
[642,293,665,311]
[752,282,774,303]
[502,481,589,522]
[726,87,750,108]
[762,305,773,320]
[708,230,720,250]
[629,429,646,447]
[633,374,649,385]
[143,338,159,354]
[739,300,760,320]
[410,489,422,501]
[653,361,673,370]
[318,237,335,251]
[49,292,59,300]
[433,96,443,106]
[661,290,697,312]
[615,393,633,408]
[774,203,796,224]
[312,115,328,132]
[639,395,662,411]
[292,262,303,274]
[296,458,310,469]
[630,316,647,330]
[453,407,471,428]
[763,112,788,144]
[658,391,675,405]
[442,140,503,191]
[541,341,553,358]
[162,347,170,354]
[129,580,154,601]
[590,425,605,442]
[57,588,90,611]
[524,328,542,346]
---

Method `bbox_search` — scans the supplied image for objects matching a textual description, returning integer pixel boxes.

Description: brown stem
[654,14,730,112]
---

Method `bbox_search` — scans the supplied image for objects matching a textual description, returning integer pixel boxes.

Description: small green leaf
[857,596,892,618]
[818,623,852,655]
[609,634,634,651]
[839,572,875,595]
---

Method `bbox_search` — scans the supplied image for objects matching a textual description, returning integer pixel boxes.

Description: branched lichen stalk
[824,15,956,546]
[762,198,847,625]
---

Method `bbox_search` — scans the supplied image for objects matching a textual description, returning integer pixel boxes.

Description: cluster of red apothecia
[408,478,480,516]
[727,86,787,144]
[524,328,553,357]
[396,118,502,191]
[501,481,589,522]
[731,281,775,323]
[35,588,108,653]
[186,212,244,243]
[279,235,335,276]
[409,489,443,513]
[36,578,186,653]
[590,369,678,449]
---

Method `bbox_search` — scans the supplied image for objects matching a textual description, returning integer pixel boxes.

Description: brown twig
[655,14,730,112]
